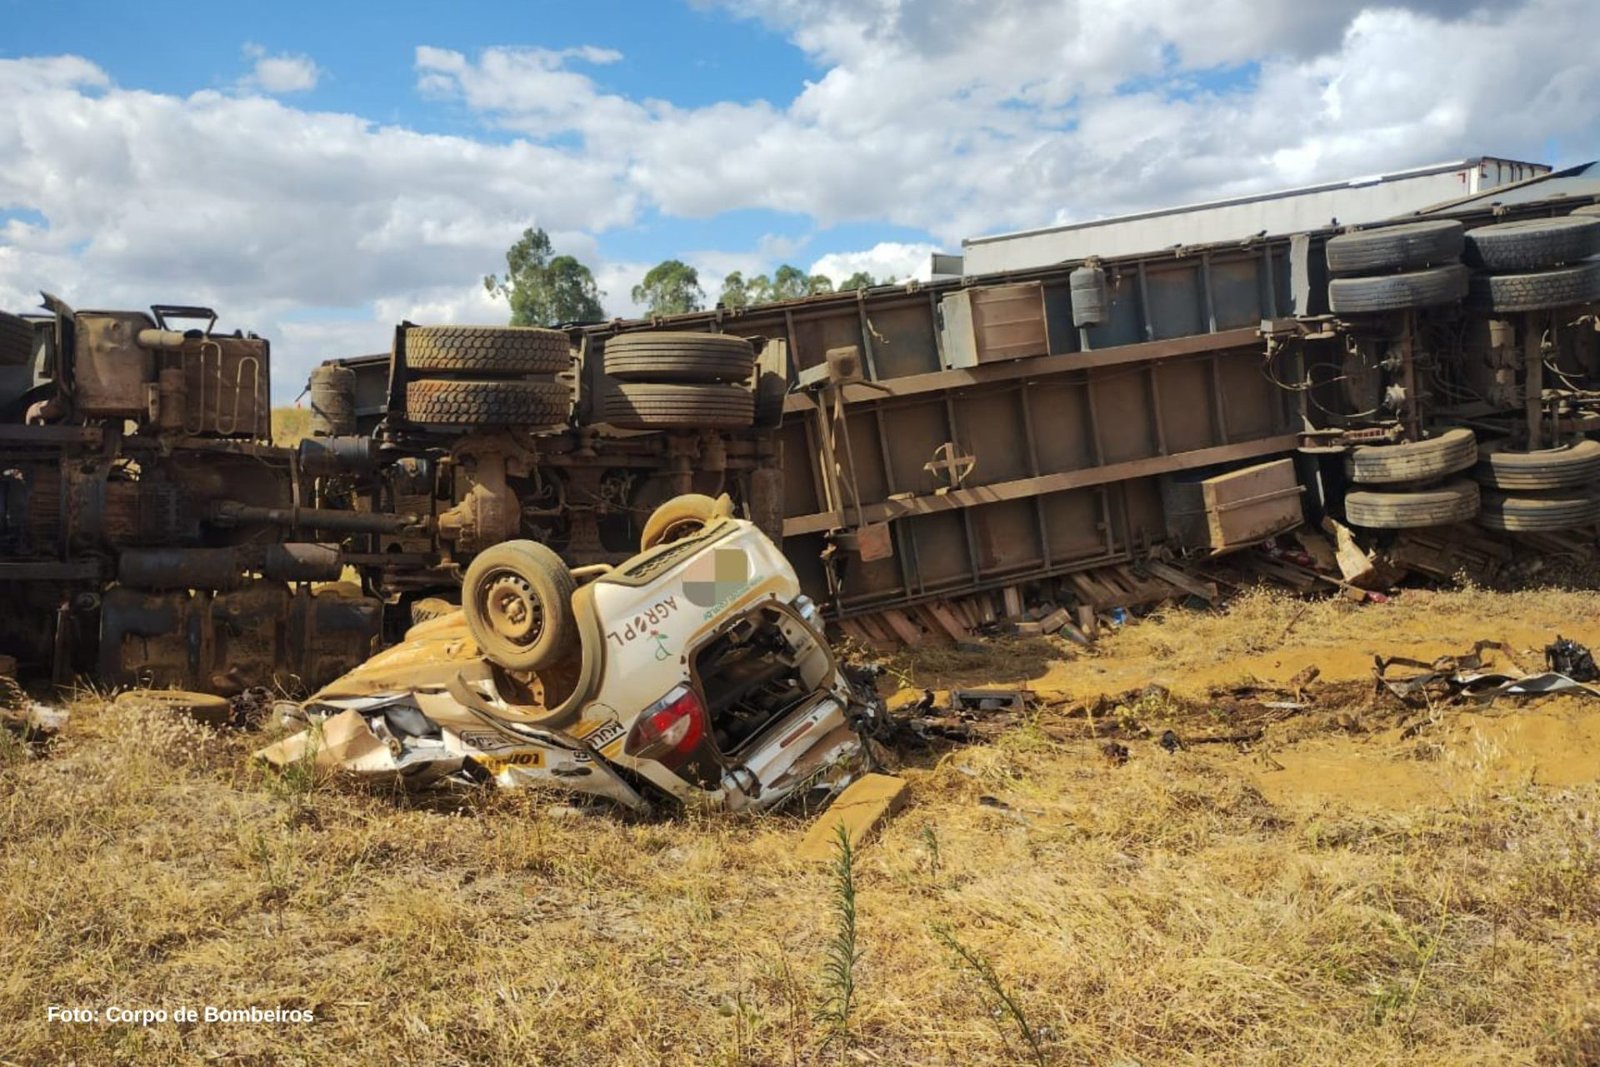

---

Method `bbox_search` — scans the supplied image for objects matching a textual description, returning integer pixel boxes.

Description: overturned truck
[0,298,385,689]
[564,183,1600,636]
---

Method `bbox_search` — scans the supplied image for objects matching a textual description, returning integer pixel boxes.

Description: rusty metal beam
[782,327,1261,413]
[783,433,1300,536]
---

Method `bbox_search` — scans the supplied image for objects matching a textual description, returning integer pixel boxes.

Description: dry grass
[4,589,1600,1065]
[272,406,311,447]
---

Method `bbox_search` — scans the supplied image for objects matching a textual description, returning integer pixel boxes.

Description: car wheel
[1473,438,1600,490]
[462,540,578,672]
[639,492,734,552]
[1344,479,1480,529]
[406,378,571,427]
[1344,428,1477,485]
[1327,264,1471,314]
[406,325,573,376]
[1467,260,1600,313]
[1324,220,1464,275]
[603,332,756,383]
[600,382,755,429]
[1478,489,1600,532]
[1463,216,1600,271]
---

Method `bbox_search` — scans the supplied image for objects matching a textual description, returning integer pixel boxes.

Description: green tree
[839,271,876,291]
[484,226,606,326]
[718,264,838,308]
[769,264,810,301]
[632,259,704,316]
[718,271,750,310]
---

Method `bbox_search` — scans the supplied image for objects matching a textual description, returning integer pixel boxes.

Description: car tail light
[623,685,706,768]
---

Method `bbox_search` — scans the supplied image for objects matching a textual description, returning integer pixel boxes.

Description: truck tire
[1467,261,1600,313]
[1344,428,1477,485]
[463,540,578,672]
[1463,216,1600,271]
[1473,438,1600,490]
[600,382,754,429]
[1324,220,1464,275]
[639,492,734,552]
[0,311,34,367]
[1344,480,1480,529]
[1478,489,1600,532]
[603,332,755,383]
[406,325,572,376]
[1327,264,1470,314]
[406,378,571,427]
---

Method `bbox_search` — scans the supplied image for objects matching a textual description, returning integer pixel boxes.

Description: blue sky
[1,0,1597,399]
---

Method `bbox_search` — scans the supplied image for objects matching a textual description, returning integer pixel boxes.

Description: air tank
[1069,258,1108,328]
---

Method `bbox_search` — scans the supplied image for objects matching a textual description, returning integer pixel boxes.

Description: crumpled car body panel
[258,519,867,814]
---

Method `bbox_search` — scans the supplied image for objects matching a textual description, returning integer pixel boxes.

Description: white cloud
[241,43,321,94]
[810,242,940,284]
[5,1,1600,402]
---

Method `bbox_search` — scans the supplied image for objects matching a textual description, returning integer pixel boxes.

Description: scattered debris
[1,667,67,749]
[1100,741,1130,765]
[864,687,1038,746]
[795,773,909,861]
[1545,636,1597,682]
[1375,639,1600,707]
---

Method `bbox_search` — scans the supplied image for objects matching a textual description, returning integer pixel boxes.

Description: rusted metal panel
[939,282,1051,367]
[1161,459,1302,553]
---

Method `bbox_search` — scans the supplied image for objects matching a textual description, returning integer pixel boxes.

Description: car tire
[639,492,734,552]
[0,311,34,367]
[1344,479,1480,529]
[1478,489,1600,532]
[1327,264,1471,314]
[406,378,571,427]
[1463,216,1600,271]
[1324,220,1464,275]
[600,382,755,429]
[1467,260,1600,313]
[603,332,756,383]
[463,540,578,672]
[406,325,573,376]
[1473,438,1600,490]
[1344,428,1478,485]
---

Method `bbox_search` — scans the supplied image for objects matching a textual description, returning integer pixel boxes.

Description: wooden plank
[856,614,900,646]
[795,774,910,861]
[966,591,992,627]
[924,601,972,641]
[1076,605,1099,640]
[880,609,925,647]
[1143,560,1219,602]
[1037,607,1070,634]
[1066,572,1120,607]
[1001,586,1024,619]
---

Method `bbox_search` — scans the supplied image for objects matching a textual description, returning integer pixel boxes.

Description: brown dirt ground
[3,584,1599,1065]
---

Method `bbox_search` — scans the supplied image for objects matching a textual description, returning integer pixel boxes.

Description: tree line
[484,227,890,327]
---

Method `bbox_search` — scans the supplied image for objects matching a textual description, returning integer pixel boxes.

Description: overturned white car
[260,495,879,813]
